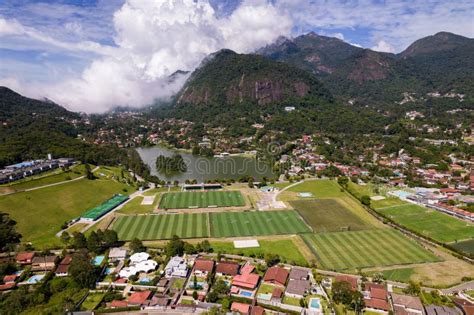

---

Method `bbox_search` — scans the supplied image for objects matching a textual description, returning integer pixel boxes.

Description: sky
[0,0,473,112]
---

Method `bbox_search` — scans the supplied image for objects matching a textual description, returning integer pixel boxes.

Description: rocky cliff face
[176,49,332,106]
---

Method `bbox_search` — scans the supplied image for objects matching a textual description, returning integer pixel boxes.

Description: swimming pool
[105,267,114,275]
[27,274,45,284]
[92,255,105,266]
[309,298,321,310]
[240,290,253,297]
[257,293,272,301]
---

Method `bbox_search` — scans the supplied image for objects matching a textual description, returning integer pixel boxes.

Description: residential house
[231,302,251,314]
[271,288,283,302]
[31,255,58,272]
[164,256,188,278]
[109,248,127,262]
[424,305,460,315]
[128,290,153,306]
[216,261,239,277]
[193,259,214,277]
[16,252,35,265]
[263,266,289,287]
[55,255,72,277]
[3,274,17,283]
[364,283,390,312]
[232,263,260,290]
[453,298,474,315]
[289,267,311,281]
[285,279,311,299]
[391,293,424,315]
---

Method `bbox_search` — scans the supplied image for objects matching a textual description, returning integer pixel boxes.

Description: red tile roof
[110,300,128,308]
[272,288,283,299]
[365,298,390,311]
[3,274,17,283]
[366,283,387,300]
[60,255,72,265]
[16,252,34,262]
[263,267,289,286]
[231,302,251,314]
[128,290,152,305]
[115,278,127,284]
[55,264,70,274]
[251,305,265,315]
[240,263,255,275]
[194,259,215,273]
[216,261,240,276]
[0,282,15,291]
[232,273,260,289]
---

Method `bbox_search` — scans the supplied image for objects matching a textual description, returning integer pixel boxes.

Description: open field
[113,213,209,240]
[210,210,311,237]
[285,179,345,198]
[371,197,408,209]
[374,268,414,283]
[210,238,309,266]
[302,229,440,271]
[450,239,474,255]
[289,199,374,232]
[116,195,157,214]
[159,191,245,209]
[0,164,89,194]
[379,204,474,243]
[0,177,134,248]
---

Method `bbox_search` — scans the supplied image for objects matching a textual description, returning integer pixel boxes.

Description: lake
[136,146,275,183]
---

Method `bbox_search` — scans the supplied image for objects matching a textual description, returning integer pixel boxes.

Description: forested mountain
[176,49,333,106]
[0,87,149,178]
[258,32,474,104]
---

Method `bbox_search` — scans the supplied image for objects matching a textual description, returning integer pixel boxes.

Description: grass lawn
[371,197,408,209]
[0,164,89,193]
[171,278,185,290]
[210,239,309,266]
[210,210,311,238]
[347,182,375,198]
[283,295,301,306]
[117,195,157,214]
[447,239,474,255]
[286,180,345,198]
[289,199,374,232]
[0,178,134,248]
[376,268,414,283]
[270,182,293,190]
[81,292,105,311]
[113,213,209,240]
[143,187,169,195]
[302,229,440,271]
[379,204,474,243]
[159,191,245,209]
[258,283,280,295]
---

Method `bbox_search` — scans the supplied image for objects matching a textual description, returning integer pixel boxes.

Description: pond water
[136,146,275,183]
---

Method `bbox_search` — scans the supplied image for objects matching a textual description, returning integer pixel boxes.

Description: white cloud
[371,40,395,53]
[1,0,292,113]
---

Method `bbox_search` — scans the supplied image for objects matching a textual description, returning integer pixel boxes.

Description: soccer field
[210,210,311,237]
[113,213,209,240]
[159,191,245,209]
[289,199,374,232]
[302,229,440,271]
[379,204,474,243]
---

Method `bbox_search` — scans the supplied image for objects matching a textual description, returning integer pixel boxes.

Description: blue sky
[0,0,472,112]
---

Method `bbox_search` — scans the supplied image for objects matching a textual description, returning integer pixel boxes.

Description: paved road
[1,166,100,196]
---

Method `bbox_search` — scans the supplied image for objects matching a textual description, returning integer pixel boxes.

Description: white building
[164,256,188,278]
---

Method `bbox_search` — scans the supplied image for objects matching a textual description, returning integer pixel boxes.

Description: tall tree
[69,251,97,288]
[0,212,21,251]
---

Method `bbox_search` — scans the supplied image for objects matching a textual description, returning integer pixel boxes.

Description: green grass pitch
[379,204,474,243]
[289,199,373,232]
[210,210,311,237]
[302,229,441,271]
[159,191,245,209]
[113,213,208,240]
